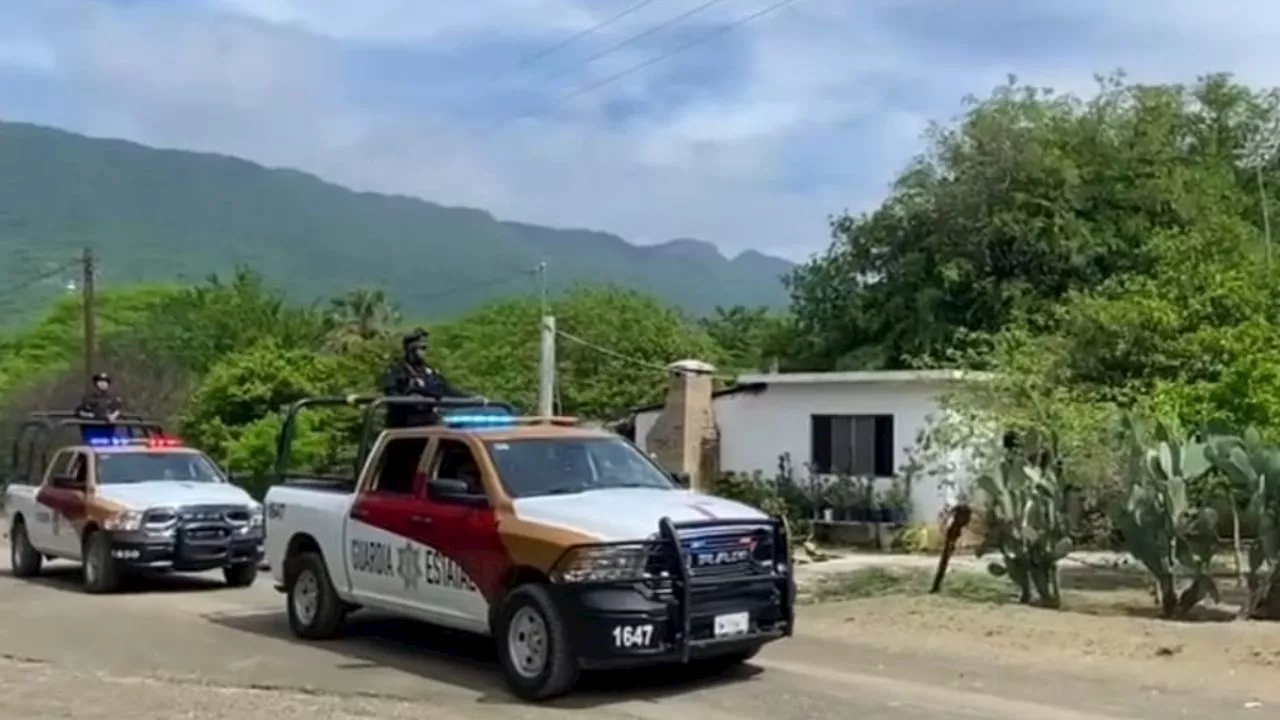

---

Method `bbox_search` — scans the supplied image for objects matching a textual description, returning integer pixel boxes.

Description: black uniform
[76,373,123,420]
[381,329,466,427]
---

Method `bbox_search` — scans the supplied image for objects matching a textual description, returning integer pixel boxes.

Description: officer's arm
[437,373,470,398]
[381,368,404,396]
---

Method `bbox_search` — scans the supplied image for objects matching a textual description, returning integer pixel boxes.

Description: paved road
[0,553,1259,719]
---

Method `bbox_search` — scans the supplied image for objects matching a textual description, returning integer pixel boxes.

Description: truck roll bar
[5,414,166,488]
[272,394,517,485]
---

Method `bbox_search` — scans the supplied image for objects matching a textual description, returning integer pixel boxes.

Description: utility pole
[535,262,556,416]
[82,247,96,380]
[1259,164,1272,268]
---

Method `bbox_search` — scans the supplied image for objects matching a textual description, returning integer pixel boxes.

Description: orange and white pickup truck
[264,396,795,701]
[4,418,262,593]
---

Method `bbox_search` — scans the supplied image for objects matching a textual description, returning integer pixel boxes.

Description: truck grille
[143,505,249,525]
[184,527,230,541]
[644,526,775,579]
[683,529,774,577]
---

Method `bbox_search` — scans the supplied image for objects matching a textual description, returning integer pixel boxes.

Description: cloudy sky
[0,1,1274,261]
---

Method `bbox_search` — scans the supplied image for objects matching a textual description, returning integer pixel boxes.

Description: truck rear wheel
[9,520,43,578]
[494,584,579,701]
[82,531,120,594]
[286,552,345,639]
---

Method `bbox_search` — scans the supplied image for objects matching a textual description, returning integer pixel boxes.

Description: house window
[810,414,894,476]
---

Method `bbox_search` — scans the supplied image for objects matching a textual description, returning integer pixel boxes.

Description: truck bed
[263,482,358,597]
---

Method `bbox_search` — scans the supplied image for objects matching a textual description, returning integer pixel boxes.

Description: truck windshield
[95,452,225,485]
[483,437,674,498]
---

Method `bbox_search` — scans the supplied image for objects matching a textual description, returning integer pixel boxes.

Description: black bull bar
[563,515,795,661]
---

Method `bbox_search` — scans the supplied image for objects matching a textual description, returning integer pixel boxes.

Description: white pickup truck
[4,414,263,593]
[265,396,794,701]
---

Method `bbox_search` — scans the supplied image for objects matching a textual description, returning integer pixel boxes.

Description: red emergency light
[146,436,183,448]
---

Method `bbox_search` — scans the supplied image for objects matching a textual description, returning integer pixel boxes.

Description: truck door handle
[410,515,432,524]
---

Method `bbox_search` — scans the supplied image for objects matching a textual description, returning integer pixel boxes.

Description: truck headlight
[248,504,263,528]
[103,510,143,532]
[551,544,651,583]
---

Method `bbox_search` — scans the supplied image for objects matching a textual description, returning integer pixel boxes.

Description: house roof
[733,369,993,385]
[627,370,990,417]
[628,381,767,415]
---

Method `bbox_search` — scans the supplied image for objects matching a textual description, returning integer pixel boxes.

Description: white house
[631,369,987,523]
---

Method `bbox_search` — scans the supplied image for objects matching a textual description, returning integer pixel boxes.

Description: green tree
[0,285,178,397]
[698,305,792,372]
[787,73,1280,370]
[130,266,327,375]
[324,288,400,351]
[429,285,722,418]
[178,338,381,493]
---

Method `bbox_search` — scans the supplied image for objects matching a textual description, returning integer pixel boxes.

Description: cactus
[1204,427,1280,618]
[975,429,1073,607]
[1112,415,1219,618]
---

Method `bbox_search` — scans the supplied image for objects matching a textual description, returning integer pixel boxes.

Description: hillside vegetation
[0,120,792,323]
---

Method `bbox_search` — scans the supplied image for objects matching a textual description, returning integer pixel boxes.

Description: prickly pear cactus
[1206,427,1280,618]
[975,433,1073,608]
[1113,414,1218,618]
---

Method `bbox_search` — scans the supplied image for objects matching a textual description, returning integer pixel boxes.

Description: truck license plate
[713,611,749,637]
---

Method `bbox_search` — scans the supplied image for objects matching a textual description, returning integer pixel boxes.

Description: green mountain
[0,121,793,324]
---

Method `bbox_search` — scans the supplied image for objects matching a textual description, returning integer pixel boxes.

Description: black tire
[82,531,120,594]
[9,520,43,578]
[223,562,258,588]
[494,584,579,701]
[286,552,345,639]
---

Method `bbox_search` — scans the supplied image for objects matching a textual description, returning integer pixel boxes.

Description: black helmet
[402,328,427,347]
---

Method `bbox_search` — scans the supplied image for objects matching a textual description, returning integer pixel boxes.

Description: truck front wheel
[223,562,258,588]
[9,520,43,577]
[286,552,345,639]
[82,531,120,594]
[494,584,579,701]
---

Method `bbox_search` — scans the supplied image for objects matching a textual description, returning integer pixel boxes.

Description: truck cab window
[373,437,427,495]
[46,450,77,483]
[434,439,482,494]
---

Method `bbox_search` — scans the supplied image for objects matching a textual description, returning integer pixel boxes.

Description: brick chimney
[644,359,719,492]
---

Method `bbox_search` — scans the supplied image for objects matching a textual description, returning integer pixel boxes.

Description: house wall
[634,380,978,523]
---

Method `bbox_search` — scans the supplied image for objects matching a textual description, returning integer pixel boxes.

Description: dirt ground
[802,565,1280,705]
[2,548,1274,718]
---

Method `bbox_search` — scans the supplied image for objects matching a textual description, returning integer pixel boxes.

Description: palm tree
[324,288,400,351]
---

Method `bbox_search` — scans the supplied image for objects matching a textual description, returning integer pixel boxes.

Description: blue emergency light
[443,415,516,427]
[439,404,514,428]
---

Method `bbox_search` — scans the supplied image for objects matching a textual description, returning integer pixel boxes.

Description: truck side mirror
[427,478,489,508]
[670,472,690,488]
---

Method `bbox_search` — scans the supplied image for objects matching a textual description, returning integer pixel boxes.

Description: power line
[556,328,738,381]
[539,0,732,87]
[488,0,666,83]
[556,328,670,371]
[554,0,805,108]
[510,0,805,124]
[0,259,78,307]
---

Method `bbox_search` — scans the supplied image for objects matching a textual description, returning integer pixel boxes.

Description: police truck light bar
[87,437,183,447]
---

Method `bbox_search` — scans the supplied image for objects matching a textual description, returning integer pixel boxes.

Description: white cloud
[3,0,1280,262]
[208,0,602,42]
